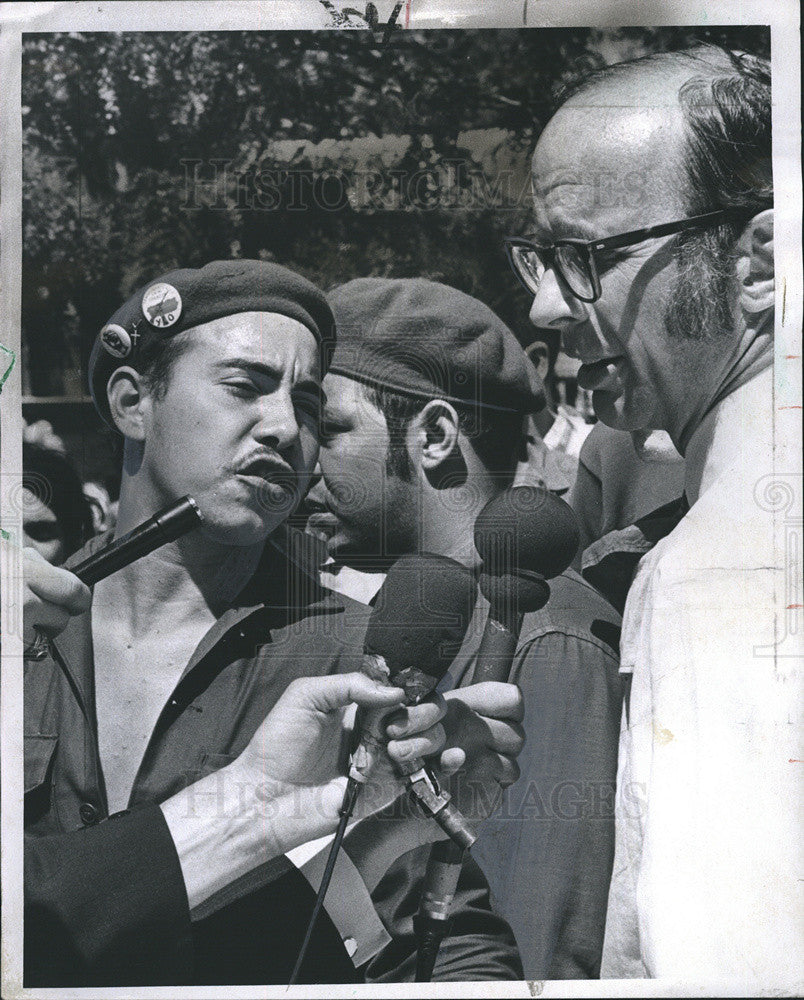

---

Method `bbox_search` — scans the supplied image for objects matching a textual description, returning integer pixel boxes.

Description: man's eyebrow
[530,219,600,243]
[322,397,349,420]
[213,357,322,396]
[293,377,325,401]
[214,356,282,379]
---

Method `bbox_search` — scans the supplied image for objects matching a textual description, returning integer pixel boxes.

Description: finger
[438,746,465,776]
[467,750,519,787]
[494,753,521,788]
[478,717,526,756]
[384,693,446,738]
[284,673,405,716]
[444,682,524,723]
[440,705,526,757]
[25,552,91,615]
[387,722,446,766]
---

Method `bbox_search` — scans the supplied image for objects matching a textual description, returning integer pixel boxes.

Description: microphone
[472,485,579,683]
[24,497,203,661]
[68,496,203,585]
[348,552,477,846]
[414,486,580,982]
[289,553,476,986]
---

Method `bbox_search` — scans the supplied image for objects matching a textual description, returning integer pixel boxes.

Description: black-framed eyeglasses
[503,210,727,303]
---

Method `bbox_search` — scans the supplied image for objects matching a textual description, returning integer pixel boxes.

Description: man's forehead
[190,310,319,369]
[531,101,686,232]
[322,372,387,424]
[322,372,364,409]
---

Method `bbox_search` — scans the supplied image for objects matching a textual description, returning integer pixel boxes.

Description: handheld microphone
[289,553,476,985]
[68,496,203,585]
[414,486,580,982]
[349,554,475,769]
[24,496,203,661]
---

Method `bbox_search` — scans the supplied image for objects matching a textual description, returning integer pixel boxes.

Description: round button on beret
[327,278,545,414]
[89,260,335,428]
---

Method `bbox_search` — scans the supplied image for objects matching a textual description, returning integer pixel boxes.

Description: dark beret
[89,260,334,428]
[327,278,545,414]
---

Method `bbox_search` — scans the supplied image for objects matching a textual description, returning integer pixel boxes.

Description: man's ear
[526,341,550,382]
[736,208,774,315]
[413,400,461,472]
[107,366,149,440]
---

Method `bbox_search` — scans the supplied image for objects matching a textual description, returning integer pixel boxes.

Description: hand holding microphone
[289,552,481,984]
[347,553,479,845]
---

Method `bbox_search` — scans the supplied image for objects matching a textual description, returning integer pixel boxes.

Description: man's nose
[528,266,588,331]
[252,393,301,454]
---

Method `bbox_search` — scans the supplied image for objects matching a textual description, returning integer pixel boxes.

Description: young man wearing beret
[22,260,525,985]
[307,277,624,979]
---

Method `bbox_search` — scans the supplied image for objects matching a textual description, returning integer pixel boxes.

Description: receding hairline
[558,45,749,111]
[531,49,749,213]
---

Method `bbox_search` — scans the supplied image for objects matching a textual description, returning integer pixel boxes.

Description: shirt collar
[56,524,348,706]
[581,495,688,614]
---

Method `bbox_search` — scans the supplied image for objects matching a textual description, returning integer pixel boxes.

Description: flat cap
[327,278,544,414]
[89,260,334,428]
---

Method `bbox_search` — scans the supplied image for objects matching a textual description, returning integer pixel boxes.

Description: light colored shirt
[601,369,803,985]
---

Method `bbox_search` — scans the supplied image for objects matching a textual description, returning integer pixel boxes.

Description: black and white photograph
[1,1,801,995]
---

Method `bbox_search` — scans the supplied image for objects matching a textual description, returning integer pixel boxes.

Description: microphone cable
[288,780,360,986]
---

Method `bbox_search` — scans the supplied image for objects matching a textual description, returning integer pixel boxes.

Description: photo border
[2,3,800,997]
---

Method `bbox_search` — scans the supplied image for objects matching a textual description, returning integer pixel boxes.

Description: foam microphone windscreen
[479,570,549,616]
[364,553,477,695]
[474,485,580,584]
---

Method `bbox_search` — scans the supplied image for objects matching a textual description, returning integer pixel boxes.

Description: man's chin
[197,505,283,548]
[305,510,340,546]
[322,531,362,560]
[631,428,681,462]
[321,531,397,570]
[592,387,656,433]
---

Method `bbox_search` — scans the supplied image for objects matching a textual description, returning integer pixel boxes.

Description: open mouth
[235,457,302,515]
[577,356,624,392]
[236,457,295,485]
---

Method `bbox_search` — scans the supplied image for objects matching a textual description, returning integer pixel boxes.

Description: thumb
[283,672,405,716]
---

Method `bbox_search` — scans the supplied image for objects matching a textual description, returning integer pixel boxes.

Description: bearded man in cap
[306,276,624,979]
[22,260,526,986]
[509,46,801,983]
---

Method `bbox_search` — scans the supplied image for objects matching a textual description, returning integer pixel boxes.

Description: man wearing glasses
[506,47,800,985]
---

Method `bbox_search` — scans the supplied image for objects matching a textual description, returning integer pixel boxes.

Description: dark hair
[22,443,95,558]
[362,383,524,483]
[135,330,193,401]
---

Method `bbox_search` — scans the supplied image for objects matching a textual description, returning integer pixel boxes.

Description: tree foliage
[22,26,770,396]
